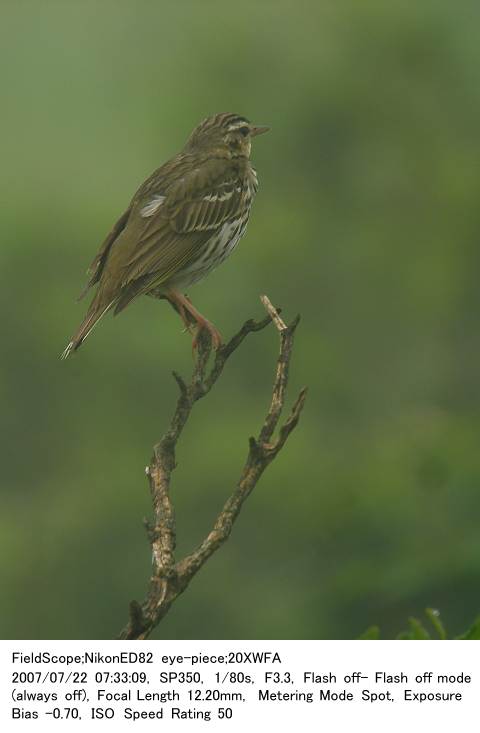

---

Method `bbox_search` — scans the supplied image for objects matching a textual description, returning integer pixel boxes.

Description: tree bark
[119,295,306,640]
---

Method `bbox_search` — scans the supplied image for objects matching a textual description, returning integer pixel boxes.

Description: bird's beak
[250,125,270,137]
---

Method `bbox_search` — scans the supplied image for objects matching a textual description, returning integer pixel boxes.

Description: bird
[61,112,269,358]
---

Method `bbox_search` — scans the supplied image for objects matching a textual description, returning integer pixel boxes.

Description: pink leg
[167,295,195,335]
[165,289,223,349]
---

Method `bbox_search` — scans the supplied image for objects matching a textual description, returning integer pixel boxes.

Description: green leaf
[425,608,447,639]
[457,616,480,640]
[407,616,431,640]
[360,610,480,640]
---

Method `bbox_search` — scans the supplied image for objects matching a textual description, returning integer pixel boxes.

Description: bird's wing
[78,207,132,299]
[117,158,248,292]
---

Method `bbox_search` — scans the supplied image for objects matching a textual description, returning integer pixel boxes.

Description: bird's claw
[192,322,223,352]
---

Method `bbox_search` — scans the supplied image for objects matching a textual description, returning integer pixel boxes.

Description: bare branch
[258,295,301,444]
[260,293,287,331]
[119,296,306,640]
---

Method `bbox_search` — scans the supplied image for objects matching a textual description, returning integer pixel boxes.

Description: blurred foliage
[1,1,480,639]
[458,616,480,640]
[362,609,480,639]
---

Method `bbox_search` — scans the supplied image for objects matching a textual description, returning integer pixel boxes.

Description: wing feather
[117,158,250,292]
[87,156,255,316]
[78,206,131,299]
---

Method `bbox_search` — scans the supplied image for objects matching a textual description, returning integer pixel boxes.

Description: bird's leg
[165,289,223,349]
[163,291,195,335]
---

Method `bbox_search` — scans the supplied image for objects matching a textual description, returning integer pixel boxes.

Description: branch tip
[248,435,260,454]
[290,314,301,331]
[293,386,308,411]
[172,370,187,395]
[277,388,308,445]
[260,294,287,332]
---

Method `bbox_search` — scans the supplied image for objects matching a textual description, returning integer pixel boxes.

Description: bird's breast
[168,208,252,290]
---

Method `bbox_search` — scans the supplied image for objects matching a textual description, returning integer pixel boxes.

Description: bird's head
[184,113,269,158]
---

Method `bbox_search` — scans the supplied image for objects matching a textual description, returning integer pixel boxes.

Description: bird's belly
[169,215,249,289]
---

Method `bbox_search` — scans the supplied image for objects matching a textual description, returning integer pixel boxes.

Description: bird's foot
[192,318,223,351]
[174,302,195,336]
[165,288,222,351]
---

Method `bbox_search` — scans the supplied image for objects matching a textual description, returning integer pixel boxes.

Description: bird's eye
[239,127,249,137]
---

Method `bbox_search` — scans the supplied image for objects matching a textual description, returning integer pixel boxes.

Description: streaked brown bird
[62,112,269,358]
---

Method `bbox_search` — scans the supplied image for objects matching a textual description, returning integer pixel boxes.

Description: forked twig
[119,295,307,639]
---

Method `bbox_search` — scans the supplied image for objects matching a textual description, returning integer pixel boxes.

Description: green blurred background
[1,0,480,639]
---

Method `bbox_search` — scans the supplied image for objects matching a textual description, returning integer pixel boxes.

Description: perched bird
[62,112,269,358]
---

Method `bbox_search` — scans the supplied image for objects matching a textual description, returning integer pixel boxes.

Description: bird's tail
[61,296,114,359]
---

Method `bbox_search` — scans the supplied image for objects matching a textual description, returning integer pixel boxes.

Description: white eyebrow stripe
[140,194,166,217]
[227,122,249,131]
